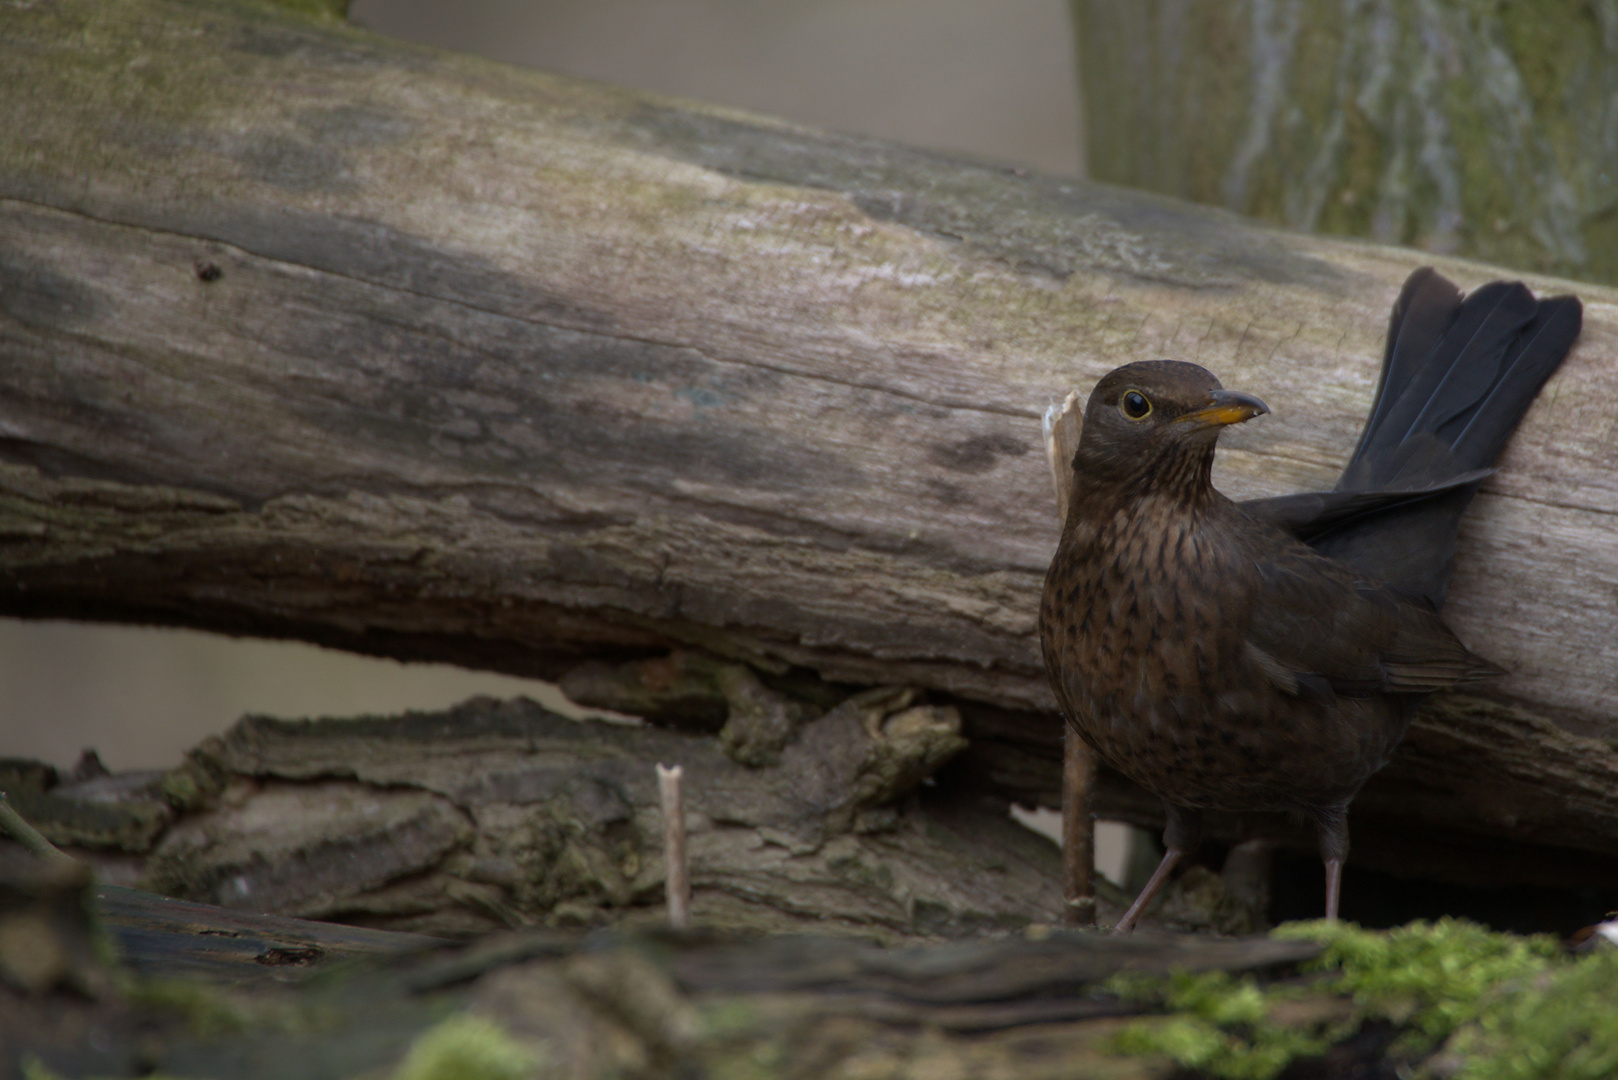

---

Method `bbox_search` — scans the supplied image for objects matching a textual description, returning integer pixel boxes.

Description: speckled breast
[1039,500,1399,814]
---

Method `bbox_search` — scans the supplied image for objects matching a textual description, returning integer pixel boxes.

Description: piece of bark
[142,780,477,920]
[4,774,174,855]
[3,0,1618,874]
[75,696,1062,939]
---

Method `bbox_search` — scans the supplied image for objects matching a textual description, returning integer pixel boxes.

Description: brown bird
[1039,269,1581,933]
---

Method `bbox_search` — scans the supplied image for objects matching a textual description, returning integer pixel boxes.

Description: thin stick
[656,763,690,929]
[1061,729,1099,925]
[1044,391,1097,926]
[0,791,75,864]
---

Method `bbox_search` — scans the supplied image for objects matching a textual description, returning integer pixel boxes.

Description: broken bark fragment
[5,695,1057,939]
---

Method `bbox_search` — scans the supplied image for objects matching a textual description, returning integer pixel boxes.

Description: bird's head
[1074,360,1269,487]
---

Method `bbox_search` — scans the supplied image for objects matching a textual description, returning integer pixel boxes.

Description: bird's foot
[1109,846,1186,935]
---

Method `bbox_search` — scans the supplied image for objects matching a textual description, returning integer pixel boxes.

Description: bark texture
[3,0,1618,876]
[8,694,1099,940]
[1074,0,1618,283]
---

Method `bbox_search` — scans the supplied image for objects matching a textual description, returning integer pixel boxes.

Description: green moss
[1276,918,1561,1052]
[1109,969,1340,1080]
[1110,919,1589,1080]
[392,1014,543,1080]
[698,1001,784,1080]
[125,977,255,1038]
[18,1058,61,1080]
[699,999,762,1040]
[1447,947,1618,1080]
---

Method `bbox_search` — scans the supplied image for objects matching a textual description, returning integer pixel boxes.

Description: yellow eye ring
[1120,390,1152,420]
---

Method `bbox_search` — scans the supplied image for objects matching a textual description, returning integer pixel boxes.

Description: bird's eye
[1120,390,1152,420]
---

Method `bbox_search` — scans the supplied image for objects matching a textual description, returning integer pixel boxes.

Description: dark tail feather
[1445,295,1582,466]
[1308,269,1581,607]
[1342,266,1462,474]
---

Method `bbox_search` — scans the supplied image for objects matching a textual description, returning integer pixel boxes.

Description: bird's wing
[1241,470,1492,541]
[1235,517,1500,698]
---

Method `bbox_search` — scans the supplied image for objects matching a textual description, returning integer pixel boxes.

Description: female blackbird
[1039,268,1581,933]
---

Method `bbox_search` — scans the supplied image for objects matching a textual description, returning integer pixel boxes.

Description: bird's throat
[1067,441,1218,531]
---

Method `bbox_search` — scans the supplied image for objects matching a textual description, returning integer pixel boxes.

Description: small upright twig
[1044,391,1097,926]
[1061,730,1099,926]
[0,791,76,865]
[656,764,690,929]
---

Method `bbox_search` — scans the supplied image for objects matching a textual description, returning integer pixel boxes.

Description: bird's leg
[1111,848,1183,935]
[1112,804,1202,935]
[1324,858,1343,921]
[1312,803,1350,921]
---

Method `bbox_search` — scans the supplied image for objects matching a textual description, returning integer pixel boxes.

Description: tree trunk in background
[1073,0,1618,285]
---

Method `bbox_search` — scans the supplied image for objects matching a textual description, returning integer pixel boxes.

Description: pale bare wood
[656,764,691,929]
[3,0,1618,873]
[1043,391,1084,525]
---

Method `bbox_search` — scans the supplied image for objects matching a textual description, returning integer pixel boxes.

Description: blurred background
[347,0,1084,177]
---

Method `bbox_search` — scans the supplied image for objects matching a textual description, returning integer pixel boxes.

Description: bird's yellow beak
[1175,389,1270,429]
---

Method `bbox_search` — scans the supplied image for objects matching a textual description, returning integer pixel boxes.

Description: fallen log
[3,0,1618,878]
[2,845,1330,1080]
[5,844,1612,1080]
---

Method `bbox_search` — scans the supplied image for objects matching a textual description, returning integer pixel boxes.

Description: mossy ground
[1111,918,1616,1080]
[393,1015,544,1080]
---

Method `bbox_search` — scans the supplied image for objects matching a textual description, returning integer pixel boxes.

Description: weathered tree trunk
[4,0,1618,880]
[6,852,1340,1080]
[1073,0,1618,283]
